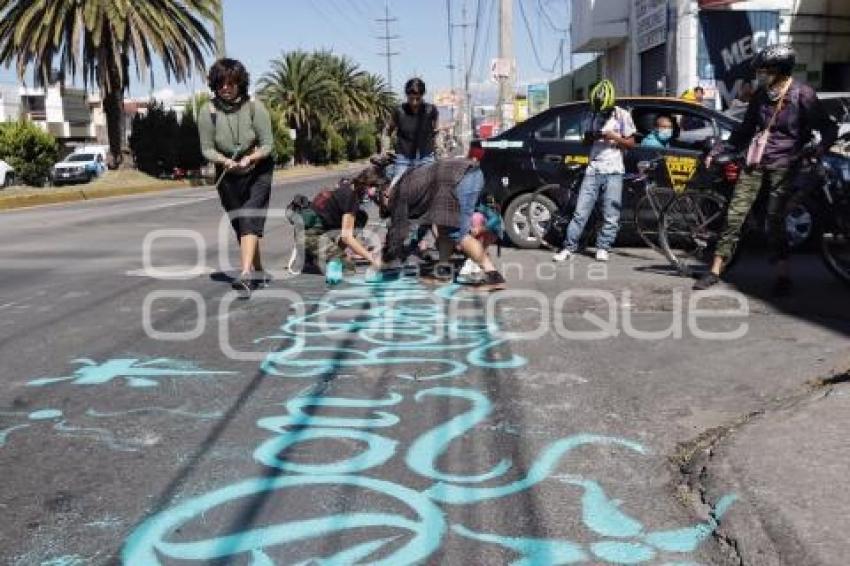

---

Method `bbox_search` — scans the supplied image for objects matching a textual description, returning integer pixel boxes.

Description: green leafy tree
[128,102,179,177]
[0,0,219,169]
[177,110,204,172]
[258,50,336,163]
[269,107,295,166]
[0,120,58,186]
[259,50,396,164]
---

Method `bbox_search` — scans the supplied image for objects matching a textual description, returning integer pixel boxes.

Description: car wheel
[504,192,551,249]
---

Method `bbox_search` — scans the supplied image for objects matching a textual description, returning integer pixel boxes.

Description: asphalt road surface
[1,170,848,565]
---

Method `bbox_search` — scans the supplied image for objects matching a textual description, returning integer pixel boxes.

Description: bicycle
[658,142,850,286]
[524,157,671,253]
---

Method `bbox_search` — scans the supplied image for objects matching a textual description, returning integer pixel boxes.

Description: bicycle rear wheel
[633,190,673,251]
[821,210,850,287]
[659,190,729,276]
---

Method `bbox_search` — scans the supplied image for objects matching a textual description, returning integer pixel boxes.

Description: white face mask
[657,128,673,141]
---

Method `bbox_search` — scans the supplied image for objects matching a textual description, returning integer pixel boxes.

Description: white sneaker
[459,258,481,277]
[552,248,572,262]
[595,249,610,262]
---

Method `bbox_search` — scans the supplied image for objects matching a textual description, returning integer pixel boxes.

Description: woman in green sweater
[198,58,274,298]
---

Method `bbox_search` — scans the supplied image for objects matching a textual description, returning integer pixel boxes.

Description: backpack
[285,193,322,231]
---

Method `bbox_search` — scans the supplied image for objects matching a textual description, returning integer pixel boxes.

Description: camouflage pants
[302,228,355,272]
[716,168,795,261]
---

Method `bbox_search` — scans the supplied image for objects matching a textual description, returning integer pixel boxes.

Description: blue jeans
[563,173,623,252]
[449,168,484,242]
[392,153,436,182]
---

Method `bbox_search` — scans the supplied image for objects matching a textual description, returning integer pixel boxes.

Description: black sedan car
[470,97,740,248]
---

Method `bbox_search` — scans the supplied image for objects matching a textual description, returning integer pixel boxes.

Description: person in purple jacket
[694,44,838,295]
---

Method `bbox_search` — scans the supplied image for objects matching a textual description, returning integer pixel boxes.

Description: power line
[518,0,556,74]
[307,2,373,54]
[537,0,568,33]
[467,0,486,88]
[475,0,498,83]
[376,0,400,93]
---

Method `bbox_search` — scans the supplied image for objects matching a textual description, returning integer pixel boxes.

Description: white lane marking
[126,265,216,280]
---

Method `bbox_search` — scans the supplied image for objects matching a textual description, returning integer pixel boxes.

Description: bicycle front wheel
[658,190,729,276]
[526,189,566,251]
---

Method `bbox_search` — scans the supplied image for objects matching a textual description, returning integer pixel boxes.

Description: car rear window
[66,154,95,162]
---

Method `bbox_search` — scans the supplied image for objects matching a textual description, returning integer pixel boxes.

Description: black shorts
[217,158,273,238]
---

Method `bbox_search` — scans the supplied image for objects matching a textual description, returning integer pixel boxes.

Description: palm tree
[313,51,370,122]
[0,0,219,168]
[258,50,336,163]
[359,72,397,131]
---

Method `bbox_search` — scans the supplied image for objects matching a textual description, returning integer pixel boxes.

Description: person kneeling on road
[553,79,636,263]
[378,157,506,290]
[289,175,381,285]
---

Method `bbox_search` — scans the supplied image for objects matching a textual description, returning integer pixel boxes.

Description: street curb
[0,163,364,212]
[672,364,850,566]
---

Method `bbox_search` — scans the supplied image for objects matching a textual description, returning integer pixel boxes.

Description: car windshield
[65,154,95,162]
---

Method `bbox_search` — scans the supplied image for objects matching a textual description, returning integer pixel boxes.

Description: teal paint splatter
[121,475,446,566]
[453,524,589,565]
[405,387,512,483]
[425,434,647,505]
[257,393,403,432]
[591,541,656,564]
[253,428,397,474]
[29,409,63,421]
[28,358,235,389]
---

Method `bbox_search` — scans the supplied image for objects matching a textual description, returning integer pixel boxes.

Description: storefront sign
[527,83,549,116]
[698,10,780,105]
[634,0,668,53]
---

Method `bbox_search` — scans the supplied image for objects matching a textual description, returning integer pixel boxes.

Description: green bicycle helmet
[589,79,616,113]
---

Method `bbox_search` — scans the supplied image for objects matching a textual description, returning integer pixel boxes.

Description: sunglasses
[406,91,422,97]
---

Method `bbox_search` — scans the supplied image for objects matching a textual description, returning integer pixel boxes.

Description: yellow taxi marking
[665,156,698,193]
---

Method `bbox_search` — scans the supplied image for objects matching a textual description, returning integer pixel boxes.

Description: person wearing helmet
[694,44,838,295]
[553,79,636,263]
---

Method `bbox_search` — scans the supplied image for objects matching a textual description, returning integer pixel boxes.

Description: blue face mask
[657,128,673,142]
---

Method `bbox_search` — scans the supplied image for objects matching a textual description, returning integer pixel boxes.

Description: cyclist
[694,44,837,295]
[553,79,636,263]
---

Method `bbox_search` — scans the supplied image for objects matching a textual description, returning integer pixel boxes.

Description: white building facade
[570,0,850,106]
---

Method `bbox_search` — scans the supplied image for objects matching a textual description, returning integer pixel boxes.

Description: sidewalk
[0,162,363,211]
[694,368,850,566]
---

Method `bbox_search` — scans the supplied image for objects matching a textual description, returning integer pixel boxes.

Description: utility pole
[376,0,400,94]
[214,3,226,59]
[453,1,473,149]
[497,0,515,132]
[447,0,457,129]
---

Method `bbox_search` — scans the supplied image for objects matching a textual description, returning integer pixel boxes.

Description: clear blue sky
[0,0,591,103]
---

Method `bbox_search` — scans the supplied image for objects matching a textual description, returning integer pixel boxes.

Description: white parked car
[51,152,106,186]
[0,159,14,188]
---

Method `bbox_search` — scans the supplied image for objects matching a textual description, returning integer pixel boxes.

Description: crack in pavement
[671,364,850,565]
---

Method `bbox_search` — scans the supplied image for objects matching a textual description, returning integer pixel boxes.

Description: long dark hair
[207,58,251,99]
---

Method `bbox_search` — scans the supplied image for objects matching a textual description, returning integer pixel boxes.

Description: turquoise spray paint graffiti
[121,475,446,565]
[27,358,236,388]
[0,409,64,448]
[405,387,512,483]
[259,280,526,381]
[122,386,737,564]
[115,277,737,564]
